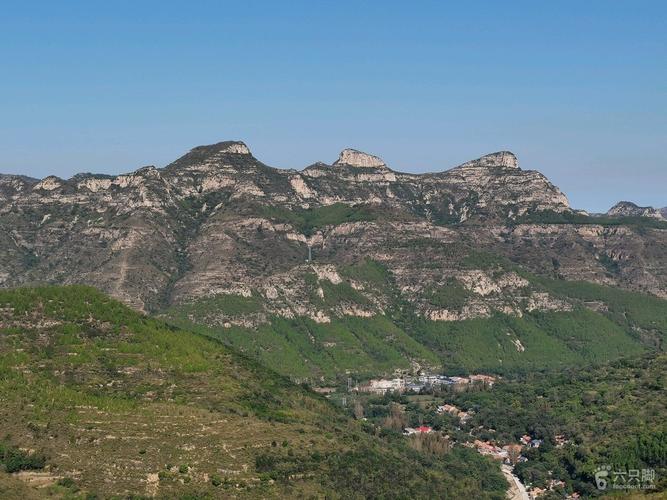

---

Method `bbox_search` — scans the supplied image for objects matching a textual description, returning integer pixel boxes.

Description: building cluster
[528,479,571,499]
[470,433,577,498]
[436,403,472,423]
[353,373,496,395]
[468,440,526,463]
[520,434,543,448]
[369,377,407,394]
[403,426,433,435]
[554,434,569,448]
[470,433,549,464]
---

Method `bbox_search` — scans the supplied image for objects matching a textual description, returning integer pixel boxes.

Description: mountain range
[1,141,666,379]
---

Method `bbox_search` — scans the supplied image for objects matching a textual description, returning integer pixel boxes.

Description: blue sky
[1,1,665,212]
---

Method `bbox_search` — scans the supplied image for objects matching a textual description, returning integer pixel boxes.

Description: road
[502,465,530,500]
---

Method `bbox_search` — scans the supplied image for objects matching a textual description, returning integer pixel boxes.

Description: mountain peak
[190,140,251,156]
[610,201,641,210]
[458,151,519,169]
[607,201,665,220]
[333,148,386,168]
[164,140,254,172]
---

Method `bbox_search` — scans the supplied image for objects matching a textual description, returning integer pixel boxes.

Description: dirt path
[14,471,60,488]
[502,465,529,500]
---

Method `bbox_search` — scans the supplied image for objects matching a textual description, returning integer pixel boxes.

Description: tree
[353,400,364,420]
[506,444,522,466]
[409,432,452,456]
[383,403,407,431]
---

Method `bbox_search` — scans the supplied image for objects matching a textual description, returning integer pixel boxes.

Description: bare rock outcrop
[607,201,665,220]
[0,139,664,316]
[333,148,387,168]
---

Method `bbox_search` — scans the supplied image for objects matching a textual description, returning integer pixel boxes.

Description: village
[320,371,576,500]
[352,372,496,395]
[405,412,572,498]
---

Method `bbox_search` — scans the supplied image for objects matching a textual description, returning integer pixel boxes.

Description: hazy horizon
[1,1,665,213]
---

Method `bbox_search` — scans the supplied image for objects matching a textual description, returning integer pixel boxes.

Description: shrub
[0,442,47,473]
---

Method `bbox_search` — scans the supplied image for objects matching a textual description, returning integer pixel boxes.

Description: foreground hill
[0,286,506,499]
[1,141,666,379]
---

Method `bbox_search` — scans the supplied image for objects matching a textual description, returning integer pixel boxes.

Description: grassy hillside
[163,269,667,379]
[167,313,440,380]
[0,286,507,499]
[531,276,667,346]
[259,202,381,236]
[406,309,645,373]
[514,209,667,229]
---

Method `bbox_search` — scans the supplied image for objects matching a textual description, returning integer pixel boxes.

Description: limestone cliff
[607,201,665,220]
[0,140,664,319]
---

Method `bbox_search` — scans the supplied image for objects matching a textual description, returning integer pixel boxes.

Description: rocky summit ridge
[607,201,666,220]
[0,140,665,320]
[333,148,387,168]
[456,151,519,169]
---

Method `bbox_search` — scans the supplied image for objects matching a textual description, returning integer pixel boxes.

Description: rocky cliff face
[0,141,665,322]
[607,201,666,220]
[334,148,387,168]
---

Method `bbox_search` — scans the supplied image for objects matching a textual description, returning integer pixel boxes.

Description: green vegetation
[531,277,667,341]
[424,278,471,310]
[167,299,659,379]
[351,354,667,496]
[167,293,263,319]
[0,442,46,473]
[254,444,507,499]
[317,280,372,308]
[448,353,667,496]
[460,251,514,270]
[340,258,392,286]
[163,256,667,379]
[514,209,667,229]
[260,202,378,235]
[0,285,510,499]
[408,309,645,373]
[168,313,439,380]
